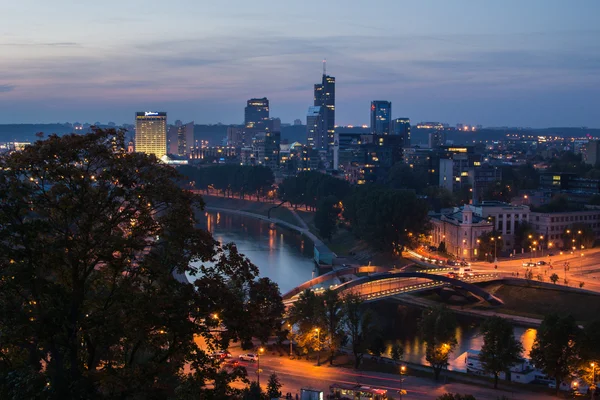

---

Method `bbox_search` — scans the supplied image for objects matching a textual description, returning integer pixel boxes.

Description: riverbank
[395,280,600,325]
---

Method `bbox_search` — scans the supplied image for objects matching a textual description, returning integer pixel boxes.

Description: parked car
[239,353,258,362]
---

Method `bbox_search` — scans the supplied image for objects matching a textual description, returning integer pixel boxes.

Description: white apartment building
[529,208,600,248]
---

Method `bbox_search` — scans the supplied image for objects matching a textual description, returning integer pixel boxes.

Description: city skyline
[1,1,599,127]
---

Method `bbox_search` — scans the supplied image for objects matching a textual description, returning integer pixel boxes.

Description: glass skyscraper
[314,74,335,149]
[393,117,411,147]
[244,98,270,130]
[370,101,392,135]
[135,111,167,158]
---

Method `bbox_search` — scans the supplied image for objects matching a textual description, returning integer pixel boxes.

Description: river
[194,210,537,371]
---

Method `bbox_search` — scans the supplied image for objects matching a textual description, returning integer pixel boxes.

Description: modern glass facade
[135,112,167,158]
[370,101,391,135]
[314,75,335,149]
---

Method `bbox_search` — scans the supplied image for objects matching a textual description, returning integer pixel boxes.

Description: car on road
[214,350,232,359]
[522,262,537,267]
[537,260,546,266]
[223,359,240,368]
[239,353,258,362]
[428,246,438,252]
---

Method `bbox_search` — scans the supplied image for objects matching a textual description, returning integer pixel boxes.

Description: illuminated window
[461,172,469,177]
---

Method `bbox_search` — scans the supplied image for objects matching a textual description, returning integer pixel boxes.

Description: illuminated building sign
[145,111,159,116]
[447,148,468,153]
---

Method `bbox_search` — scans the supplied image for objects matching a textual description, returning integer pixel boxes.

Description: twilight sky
[1,0,599,127]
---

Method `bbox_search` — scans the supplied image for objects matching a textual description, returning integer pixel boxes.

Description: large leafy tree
[478,317,523,388]
[530,314,580,395]
[342,293,376,369]
[343,185,431,252]
[314,196,341,241]
[0,129,284,399]
[321,289,344,365]
[419,306,458,381]
[287,290,324,358]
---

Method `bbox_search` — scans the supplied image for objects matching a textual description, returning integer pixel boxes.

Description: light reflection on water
[379,303,538,372]
[193,211,538,370]
[190,211,315,294]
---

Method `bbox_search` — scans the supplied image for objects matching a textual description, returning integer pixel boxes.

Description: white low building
[430,206,493,260]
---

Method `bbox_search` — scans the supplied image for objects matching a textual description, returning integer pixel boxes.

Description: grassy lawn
[201,195,300,227]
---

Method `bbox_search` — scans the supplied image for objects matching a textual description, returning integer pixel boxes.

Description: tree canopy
[0,129,284,399]
[419,306,458,381]
[478,317,523,388]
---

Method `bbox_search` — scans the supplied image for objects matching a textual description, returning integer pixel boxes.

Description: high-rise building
[314,72,335,149]
[167,121,195,156]
[585,140,600,167]
[393,117,411,147]
[306,106,325,149]
[370,101,392,135]
[244,98,269,130]
[135,111,167,158]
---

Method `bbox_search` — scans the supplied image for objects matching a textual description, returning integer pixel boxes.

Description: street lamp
[257,347,265,385]
[315,328,321,366]
[539,235,544,257]
[591,362,597,398]
[288,323,294,358]
[533,241,538,259]
[491,235,501,263]
[399,365,407,399]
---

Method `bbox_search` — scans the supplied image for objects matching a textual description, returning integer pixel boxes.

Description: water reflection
[375,302,537,372]
[193,211,315,293]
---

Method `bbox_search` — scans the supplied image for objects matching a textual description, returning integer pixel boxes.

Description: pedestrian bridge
[282,267,504,306]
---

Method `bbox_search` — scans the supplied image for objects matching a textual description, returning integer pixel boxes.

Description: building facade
[370,101,392,135]
[244,98,269,129]
[393,117,411,147]
[306,106,325,149]
[430,206,494,260]
[167,121,194,156]
[135,111,167,158]
[314,74,335,149]
[529,209,600,248]
[472,201,530,250]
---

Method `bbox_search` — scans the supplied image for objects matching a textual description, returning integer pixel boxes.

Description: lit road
[229,348,556,400]
[407,247,600,293]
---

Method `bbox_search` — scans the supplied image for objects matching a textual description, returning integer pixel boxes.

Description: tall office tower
[227,126,244,147]
[135,111,167,158]
[313,68,335,149]
[244,98,270,129]
[393,117,411,147]
[307,106,325,149]
[167,121,194,156]
[370,101,392,135]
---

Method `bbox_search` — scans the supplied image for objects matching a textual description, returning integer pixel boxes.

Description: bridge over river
[282,265,505,306]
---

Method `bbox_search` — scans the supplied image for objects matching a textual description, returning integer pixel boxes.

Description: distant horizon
[1,1,599,127]
[0,120,599,131]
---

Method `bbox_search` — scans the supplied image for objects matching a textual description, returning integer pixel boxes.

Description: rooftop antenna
[323,58,326,76]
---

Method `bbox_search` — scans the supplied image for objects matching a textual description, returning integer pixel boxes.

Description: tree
[550,273,559,284]
[287,290,324,357]
[342,293,375,369]
[561,222,595,249]
[314,195,341,241]
[438,241,447,254]
[476,231,503,261]
[419,306,458,380]
[243,381,264,400]
[478,317,523,388]
[321,289,344,365]
[391,343,404,363]
[266,373,282,399]
[436,394,476,400]
[0,129,284,399]
[530,314,581,395]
